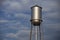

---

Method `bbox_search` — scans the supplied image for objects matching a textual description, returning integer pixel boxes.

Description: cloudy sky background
[0,0,60,40]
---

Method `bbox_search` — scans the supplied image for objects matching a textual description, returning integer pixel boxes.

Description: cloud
[0,0,60,40]
[0,19,30,40]
[0,0,4,6]
[21,0,30,4]
[2,0,22,12]
[0,20,17,23]
[43,24,60,30]
[14,13,30,20]
[2,0,59,19]
[0,20,9,23]
[5,29,30,40]
[6,33,16,38]
[2,0,58,11]
[43,11,59,21]
[2,0,32,12]
[42,0,58,11]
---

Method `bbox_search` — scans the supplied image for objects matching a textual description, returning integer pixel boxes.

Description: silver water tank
[30,5,42,26]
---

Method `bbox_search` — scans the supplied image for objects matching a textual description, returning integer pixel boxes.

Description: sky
[0,0,60,40]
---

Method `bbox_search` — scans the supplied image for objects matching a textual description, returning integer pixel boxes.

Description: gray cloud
[0,0,4,6]
[5,29,30,40]
[0,0,60,40]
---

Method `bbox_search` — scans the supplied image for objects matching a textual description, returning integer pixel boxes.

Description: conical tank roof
[31,5,42,9]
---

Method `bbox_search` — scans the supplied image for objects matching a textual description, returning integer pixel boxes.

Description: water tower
[30,5,43,40]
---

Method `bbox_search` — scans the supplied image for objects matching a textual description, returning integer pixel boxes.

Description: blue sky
[0,0,60,40]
